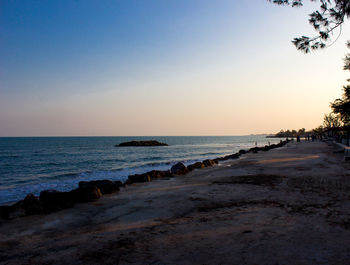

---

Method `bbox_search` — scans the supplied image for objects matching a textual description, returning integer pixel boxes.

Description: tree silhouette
[330,42,350,125]
[323,113,342,128]
[269,0,350,53]
[331,82,350,125]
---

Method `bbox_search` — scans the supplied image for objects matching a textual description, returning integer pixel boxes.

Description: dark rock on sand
[40,186,102,213]
[212,158,220,164]
[262,145,275,152]
[171,162,189,175]
[116,140,168,147]
[40,190,75,213]
[70,186,102,203]
[127,170,172,184]
[23,194,43,215]
[215,153,240,162]
[239,149,247,154]
[0,194,43,220]
[202,159,217,167]
[187,162,205,171]
[0,205,11,220]
[7,201,26,219]
[249,147,262,153]
[0,202,26,220]
[128,173,151,183]
[79,180,121,195]
[147,170,172,179]
[224,153,240,160]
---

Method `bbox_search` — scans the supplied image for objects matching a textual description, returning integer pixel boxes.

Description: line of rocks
[0,140,290,221]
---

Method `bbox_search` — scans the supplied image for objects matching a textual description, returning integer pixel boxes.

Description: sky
[0,0,349,136]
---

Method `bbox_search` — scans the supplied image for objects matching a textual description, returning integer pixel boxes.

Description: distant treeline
[268,128,309,138]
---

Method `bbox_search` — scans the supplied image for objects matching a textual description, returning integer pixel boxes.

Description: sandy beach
[1,140,350,265]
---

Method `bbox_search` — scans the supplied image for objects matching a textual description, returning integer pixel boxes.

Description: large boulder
[128,173,151,183]
[0,194,43,220]
[224,153,240,160]
[147,170,172,179]
[0,201,26,220]
[215,157,226,162]
[262,145,272,152]
[187,162,205,171]
[0,205,11,220]
[116,140,168,147]
[202,159,216,167]
[212,158,220,164]
[171,162,188,175]
[7,201,26,219]
[249,147,263,153]
[238,149,247,155]
[70,186,102,203]
[269,144,277,149]
[23,193,43,215]
[40,190,75,213]
[79,180,121,194]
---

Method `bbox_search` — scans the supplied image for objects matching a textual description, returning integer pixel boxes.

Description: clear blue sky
[1,0,349,136]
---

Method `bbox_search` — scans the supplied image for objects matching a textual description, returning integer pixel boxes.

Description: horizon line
[0,134,274,138]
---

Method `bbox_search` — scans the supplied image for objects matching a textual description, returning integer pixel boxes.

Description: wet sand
[1,141,350,265]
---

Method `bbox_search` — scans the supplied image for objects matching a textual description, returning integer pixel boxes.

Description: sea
[0,136,284,205]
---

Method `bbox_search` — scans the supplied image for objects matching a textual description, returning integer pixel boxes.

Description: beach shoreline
[0,135,285,205]
[1,140,350,264]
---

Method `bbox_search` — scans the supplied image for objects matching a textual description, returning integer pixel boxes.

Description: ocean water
[0,136,284,205]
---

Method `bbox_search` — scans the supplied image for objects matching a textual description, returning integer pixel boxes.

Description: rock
[0,202,26,220]
[125,178,133,185]
[249,147,262,153]
[128,173,151,183]
[224,153,240,160]
[7,201,26,219]
[202,159,216,167]
[262,145,271,151]
[70,186,102,203]
[0,205,11,220]
[23,193,43,215]
[171,162,188,175]
[0,194,42,220]
[212,159,219,164]
[114,180,124,187]
[116,140,168,147]
[79,180,121,194]
[238,149,247,154]
[147,170,172,179]
[187,162,205,171]
[40,190,75,213]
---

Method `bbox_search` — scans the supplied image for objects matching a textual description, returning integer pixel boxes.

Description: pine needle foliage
[269,0,350,53]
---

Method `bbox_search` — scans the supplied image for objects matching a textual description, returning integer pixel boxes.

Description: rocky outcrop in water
[116,140,168,147]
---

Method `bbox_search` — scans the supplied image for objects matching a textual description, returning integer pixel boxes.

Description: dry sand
[1,141,350,265]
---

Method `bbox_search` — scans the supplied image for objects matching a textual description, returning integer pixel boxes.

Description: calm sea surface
[0,136,284,204]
